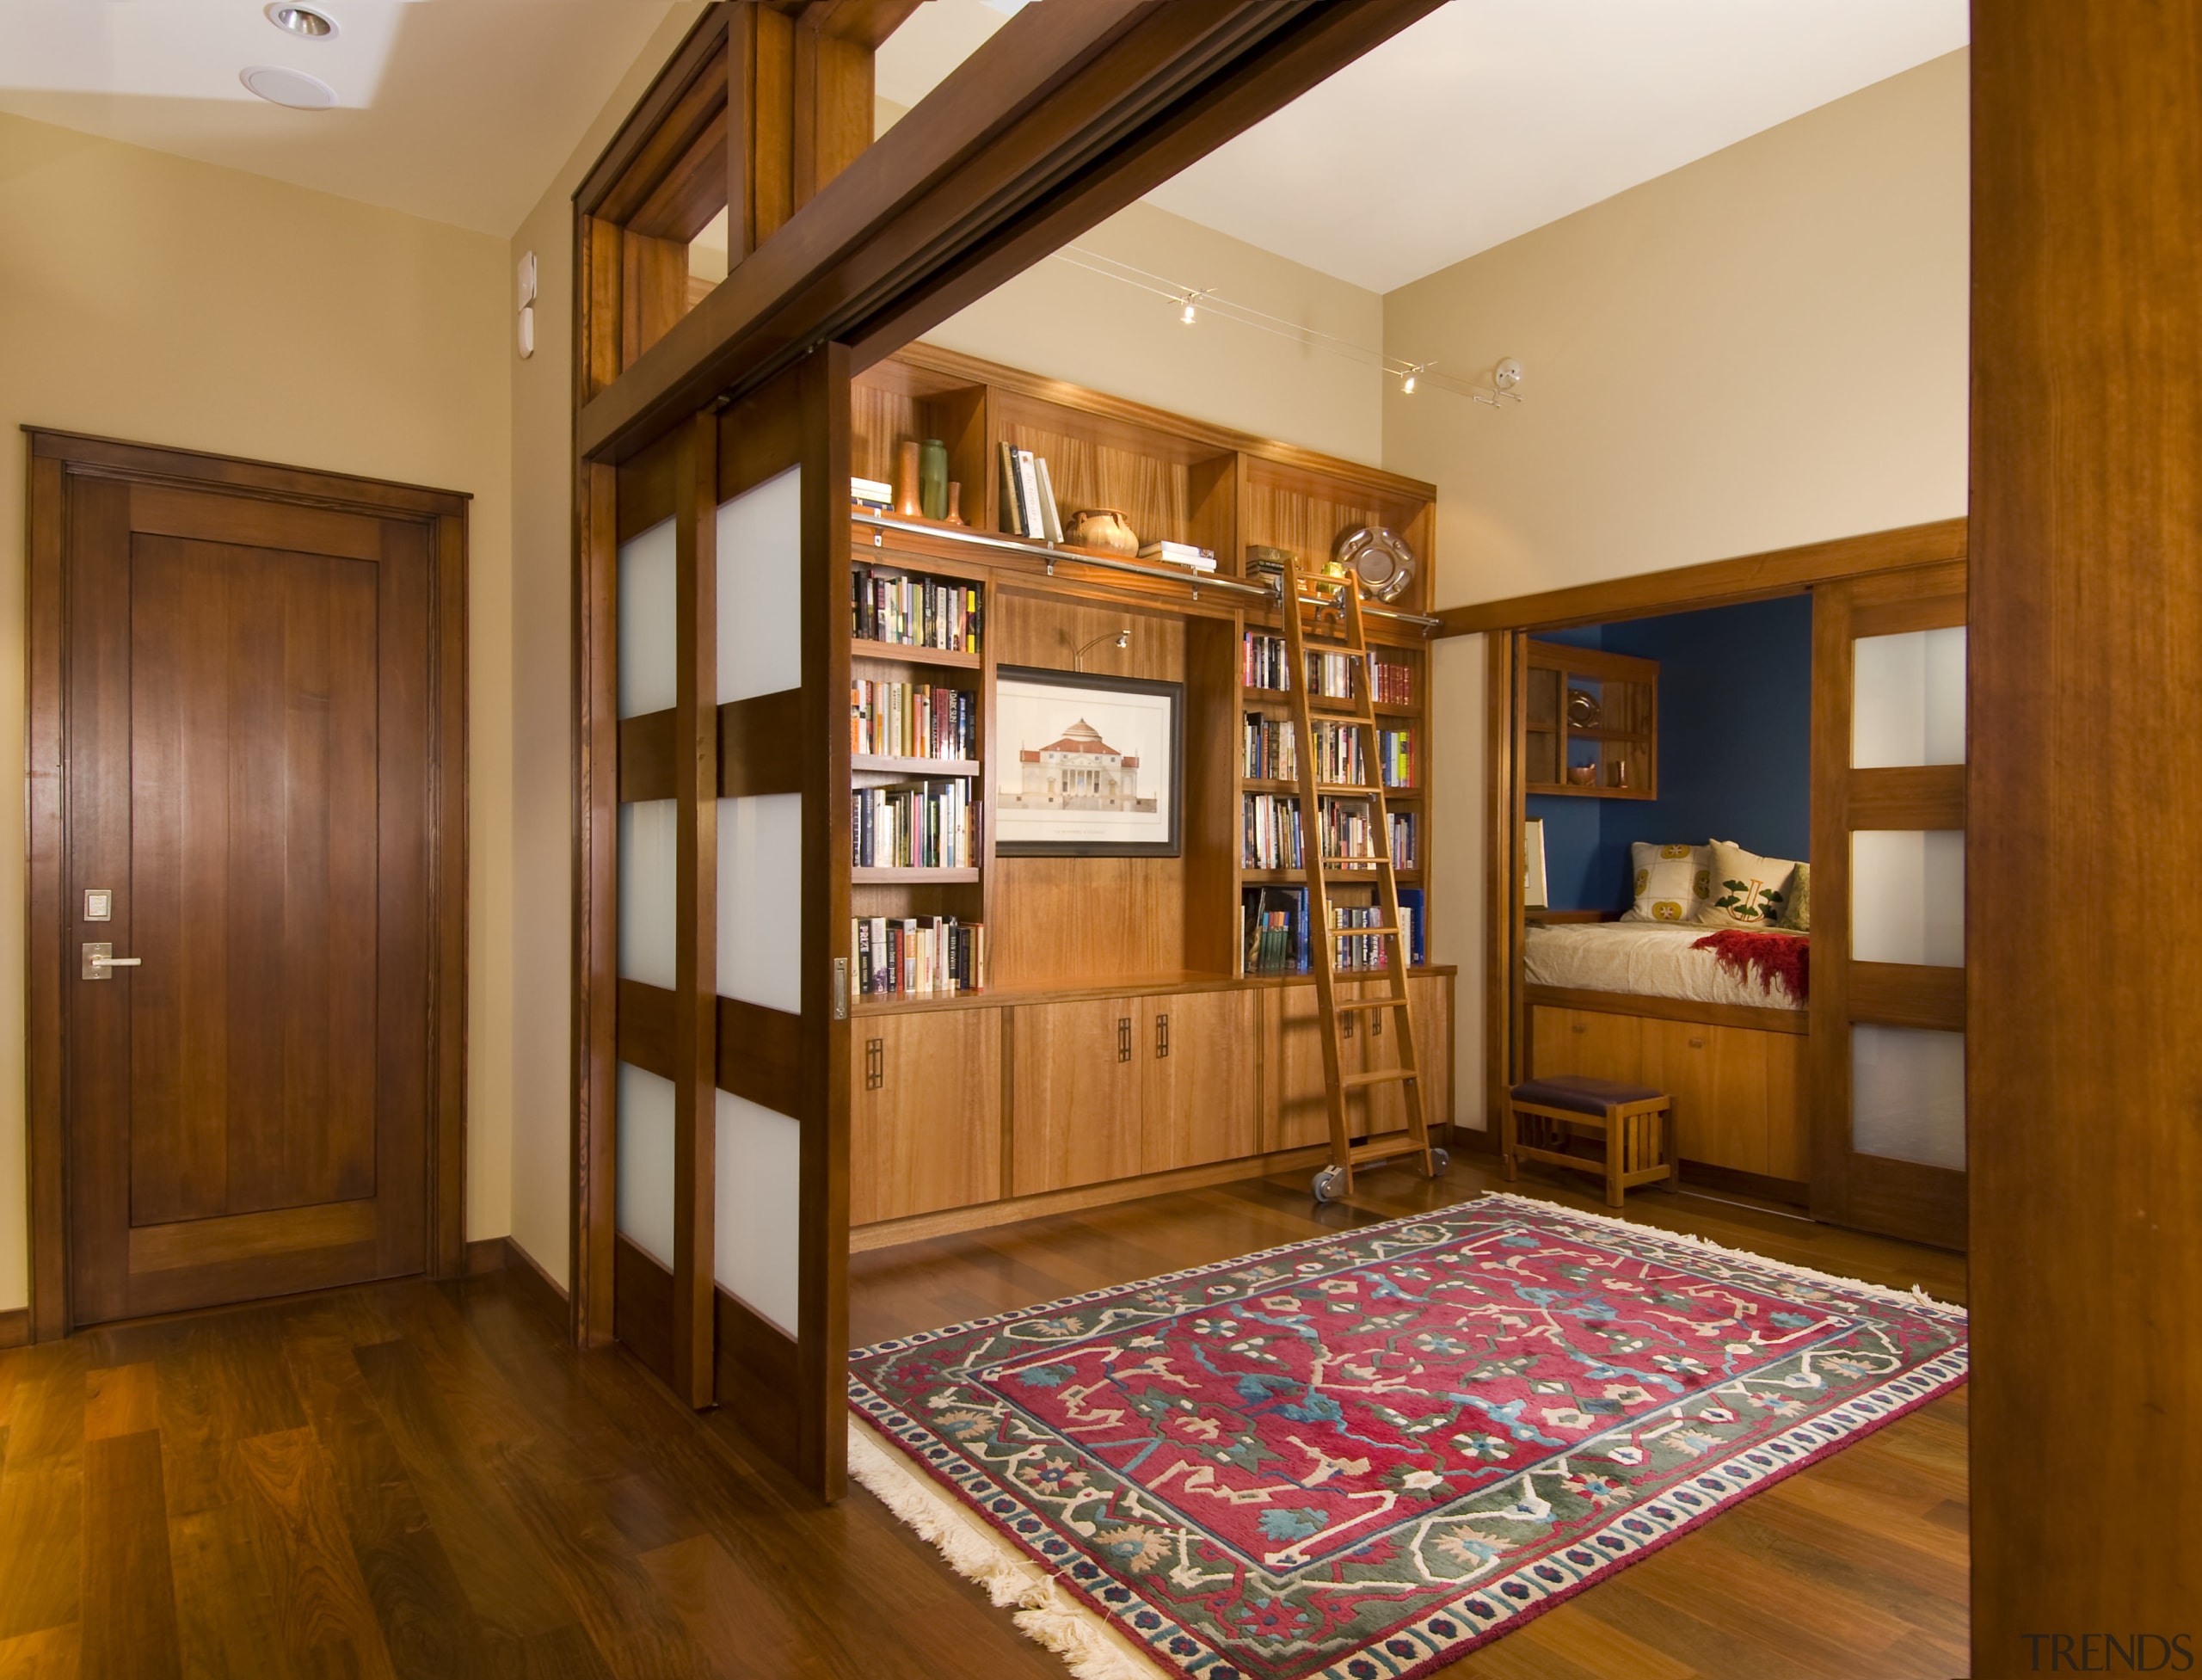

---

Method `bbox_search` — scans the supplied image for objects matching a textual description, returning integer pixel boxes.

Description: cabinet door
[1529,1005,1574,1079]
[1563,1009,1644,1085]
[850,1009,1002,1225]
[1763,1030,1809,1181]
[1412,973,1453,1130]
[1351,981,1413,1138]
[1141,989,1258,1172]
[1641,1018,1769,1175]
[1011,998,1141,1195]
[1270,982,1335,1151]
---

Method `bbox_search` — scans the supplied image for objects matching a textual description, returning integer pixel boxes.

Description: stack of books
[852,566,981,653]
[1377,727,1416,788]
[852,916,985,997]
[1242,713,1296,780]
[1311,720,1369,786]
[852,477,893,514]
[1371,658,1413,705]
[850,680,977,761]
[1242,887,1304,975]
[1305,650,1359,699]
[1242,792,1304,870]
[1388,810,1418,870]
[1137,540,1215,573]
[997,445,1063,542]
[852,778,979,871]
[1330,903,1407,973]
[1243,631,1289,691]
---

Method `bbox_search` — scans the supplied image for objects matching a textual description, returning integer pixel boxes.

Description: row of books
[1239,634,1412,704]
[1239,715,1419,790]
[1241,794,1416,871]
[1240,885,1426,974]
[852,779,980,871]
[852,916,986,997]
[1243,713,1296,781]
[852,564,981,653]
[998,444,1064,543]
[851,680,977,762]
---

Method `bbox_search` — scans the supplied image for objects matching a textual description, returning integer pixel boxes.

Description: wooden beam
[1969,2,2202,1664]
[578,0,1448,461]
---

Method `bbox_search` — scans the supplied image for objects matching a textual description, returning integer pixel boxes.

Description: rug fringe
[846,1419,1168,1680]
[1472,1191,1968,1318]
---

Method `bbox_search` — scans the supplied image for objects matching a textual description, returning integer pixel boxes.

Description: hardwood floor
[0,1154,1967,1679]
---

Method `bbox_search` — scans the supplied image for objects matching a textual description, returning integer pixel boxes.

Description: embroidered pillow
[1704,840,1800,929]
[1622,841,1713,924]
[1777,861,1811,932]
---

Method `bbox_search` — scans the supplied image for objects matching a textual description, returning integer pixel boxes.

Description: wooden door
[1810,565,1969,1246]
[1010,998,1140,1193]
[1642,1019,1771,1175]
[28,440,467,1332]
[851,1009,1001,1224]
[1141,989,1256,1172]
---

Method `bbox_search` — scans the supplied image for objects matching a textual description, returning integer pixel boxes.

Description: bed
[1523,920,1805,1011]
[1519,919,1810,1190]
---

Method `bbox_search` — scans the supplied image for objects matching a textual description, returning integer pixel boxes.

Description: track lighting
[1180,292,1202,326]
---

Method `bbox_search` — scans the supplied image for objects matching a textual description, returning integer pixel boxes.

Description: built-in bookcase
[846,343,1441,1001]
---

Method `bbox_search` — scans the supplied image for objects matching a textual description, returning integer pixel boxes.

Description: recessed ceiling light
[239,65,338,109]
[265,4,338,40]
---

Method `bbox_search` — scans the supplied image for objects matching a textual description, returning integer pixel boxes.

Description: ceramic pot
[894,440,922,518]
[945,482,963,526]
[1565,764,1596,786]
[1066,508,1138,555]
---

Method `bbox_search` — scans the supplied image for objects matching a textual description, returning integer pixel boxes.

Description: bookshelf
[1523,640,1660,799]
[840,344,1452,1240]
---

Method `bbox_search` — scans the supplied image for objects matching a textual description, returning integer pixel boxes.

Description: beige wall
[0,111,514,1312]
[1392,52,1971,1126]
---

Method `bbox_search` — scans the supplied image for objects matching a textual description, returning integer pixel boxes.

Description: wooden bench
[1505,1075,1676,1209]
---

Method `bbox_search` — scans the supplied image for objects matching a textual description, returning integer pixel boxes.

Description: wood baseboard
[465,1235,513,1276]
[466,1235,569,1327]
[852,1142,1436,1252]
[1676,1160,1811,1210]
[0,1307,27,1351]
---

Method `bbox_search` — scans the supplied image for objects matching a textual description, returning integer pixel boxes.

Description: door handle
[82,943,140,980]
[864,1037,883,1090]
[1154,1012,1170,1059]
[1117,1017,1132,1062]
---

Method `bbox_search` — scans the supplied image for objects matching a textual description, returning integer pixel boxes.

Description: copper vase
[894,440,923,518]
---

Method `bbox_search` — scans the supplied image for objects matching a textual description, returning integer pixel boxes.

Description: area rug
[846,1192,1967,1680]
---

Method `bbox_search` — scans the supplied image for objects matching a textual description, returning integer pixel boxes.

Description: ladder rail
[1282,557,1440,1197]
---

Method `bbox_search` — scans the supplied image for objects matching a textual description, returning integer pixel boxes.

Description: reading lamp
[1074,627,1130,670]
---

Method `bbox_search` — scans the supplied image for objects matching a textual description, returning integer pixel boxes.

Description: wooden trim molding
[22,428,470,1342]
[1522,984,1808,1036]
[0,1308,29,1351]
[1437,518,1966,637]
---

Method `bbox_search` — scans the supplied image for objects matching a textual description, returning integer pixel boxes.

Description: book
[1016,449,1048,543]
[1033,456,1065,544]
[852,476,893,509]
[999,442,1029,536]
[1136,540,1216,573]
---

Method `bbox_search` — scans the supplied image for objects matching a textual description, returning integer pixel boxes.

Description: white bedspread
[1523,920,1805,1010]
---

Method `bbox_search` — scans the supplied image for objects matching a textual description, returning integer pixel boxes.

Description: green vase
[919,439,949,521]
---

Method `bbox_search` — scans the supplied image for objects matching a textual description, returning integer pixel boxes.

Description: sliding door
[1809,563,1968,1246]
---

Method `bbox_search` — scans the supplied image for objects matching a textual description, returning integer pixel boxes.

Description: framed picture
[1522,816,1548,910]
[993,665,1183,857]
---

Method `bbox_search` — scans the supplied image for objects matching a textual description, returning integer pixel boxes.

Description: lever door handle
[95,957,142,967]
[82,942,140,979]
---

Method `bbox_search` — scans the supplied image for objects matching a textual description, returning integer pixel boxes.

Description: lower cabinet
[1269,974,1453,1152]
[849,1007,1001,1225]
[1529,1004,1807,1183]
[1011,990,1258,1196]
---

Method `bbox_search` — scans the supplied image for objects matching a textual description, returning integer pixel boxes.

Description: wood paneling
[1969,3,2202,1660]
[1848,766,1965,831]
[1851,963,1965,1032]
[1009,997,1141,1196]
[1139,988,1257,1172]
[849,1008,1002,1224]
[1439,519,1968,637]
[28,432,465,1337]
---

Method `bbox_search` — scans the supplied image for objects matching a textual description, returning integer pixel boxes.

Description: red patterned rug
[846,1192,1967,1680]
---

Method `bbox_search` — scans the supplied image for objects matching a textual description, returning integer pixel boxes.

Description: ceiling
[884,0,1969,294]
[0,1,677,236]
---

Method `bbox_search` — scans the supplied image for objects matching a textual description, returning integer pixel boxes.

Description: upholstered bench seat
[1505,1075,1676,1208]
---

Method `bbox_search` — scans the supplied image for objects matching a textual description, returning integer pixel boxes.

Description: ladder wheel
[1312,1166,1346,1204]
[1428,1148,1450,1178]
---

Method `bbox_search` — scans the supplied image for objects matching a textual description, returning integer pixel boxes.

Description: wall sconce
[516,251,538,360]
[1074,626,1130,670]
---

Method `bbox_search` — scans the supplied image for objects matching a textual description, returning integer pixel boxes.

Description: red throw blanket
[1691,929,1809,1002]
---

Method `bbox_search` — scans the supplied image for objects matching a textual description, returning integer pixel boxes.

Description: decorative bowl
[1065,508,1138,555]
[1565,765,1596,786]
[1332,525,1418,602]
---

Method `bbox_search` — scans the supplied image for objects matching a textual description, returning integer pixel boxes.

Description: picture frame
[993,665,1183,857]
[1523,816,1548,910]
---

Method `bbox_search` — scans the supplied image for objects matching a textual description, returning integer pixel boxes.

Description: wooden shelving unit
[842,344,1453,1240]
[1524,639,1660,799]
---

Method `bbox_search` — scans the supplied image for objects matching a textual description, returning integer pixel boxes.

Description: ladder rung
[1349,1137,1428,1166]
[1314,782,1375,795]
[1333,996,1410,1013]
[1327,923,1400,938]
[1319,853,1385,865]
[1340,1068,1418,1090]
[1306,698,1372,717]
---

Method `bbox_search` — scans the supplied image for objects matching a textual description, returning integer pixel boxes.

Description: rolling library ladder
[1283,556,1448,1200]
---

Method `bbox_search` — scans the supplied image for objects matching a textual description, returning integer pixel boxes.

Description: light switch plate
[83,889,112,921]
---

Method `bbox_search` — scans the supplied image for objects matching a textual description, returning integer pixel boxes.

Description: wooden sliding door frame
[22,428,471,1344]
[1459,519,1967,1135]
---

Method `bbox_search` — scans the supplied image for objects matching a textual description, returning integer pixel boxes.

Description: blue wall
[1527,595,1811,911]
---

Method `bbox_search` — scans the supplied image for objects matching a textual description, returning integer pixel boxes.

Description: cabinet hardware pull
[865,1037,884,1090]
[1155,1013,1170,1058]
[1117,1017,1132,1062]
[1688,1037,1707,1049]
[1572,1021,1588,1034]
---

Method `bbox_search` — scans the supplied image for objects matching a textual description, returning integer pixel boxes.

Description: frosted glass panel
[717,466,803,705]
[1852,830,1965,967]
[618,517,677,718]
[718,792,803,1013]
[1852,1025,1965,1169]
[1854,626,1965,767]
[715,1088,801,1334]
[618,800,678,989]
[615,1062,676,1268]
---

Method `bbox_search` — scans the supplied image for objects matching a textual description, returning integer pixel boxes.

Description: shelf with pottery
[1523,638,1660,799]
[843,343,1454,1244]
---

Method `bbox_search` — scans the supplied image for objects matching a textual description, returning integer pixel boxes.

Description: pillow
[1703,840,1801,929]
[1777,861,1811,932]
[1622,842,1713,924]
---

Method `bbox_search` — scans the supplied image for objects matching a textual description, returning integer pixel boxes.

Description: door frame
[22,428,471,1343]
